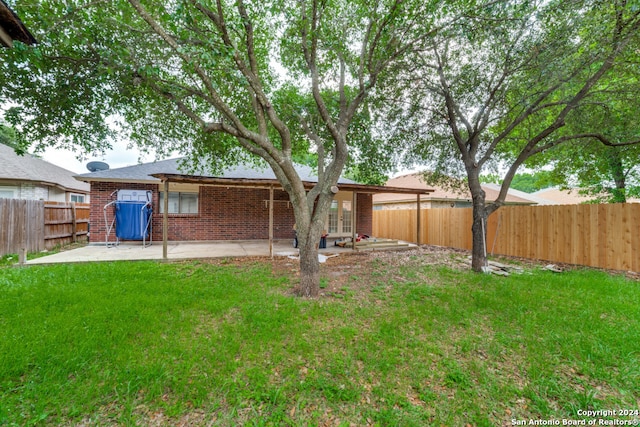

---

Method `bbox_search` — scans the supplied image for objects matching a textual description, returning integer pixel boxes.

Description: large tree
[381,0,640,271]
[0,123,21,152]
[527,68,640,203]
[1,0,435,296]
[551,144,640,203]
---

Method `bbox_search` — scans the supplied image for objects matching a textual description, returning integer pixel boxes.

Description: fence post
[416,194,421,245]
[20,199,27,257]
[71,202,77,243]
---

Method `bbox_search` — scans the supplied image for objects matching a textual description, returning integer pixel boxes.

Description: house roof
[76,157,433,195]
[373,173,537,205]
[481,183,547,205]
[531,188,640,204]
[0,143,90,193]
[531,188,595,205]
[0,0,36,47]
[76,158,358,184]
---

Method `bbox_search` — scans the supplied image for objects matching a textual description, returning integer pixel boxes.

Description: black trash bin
[293,231,328,249]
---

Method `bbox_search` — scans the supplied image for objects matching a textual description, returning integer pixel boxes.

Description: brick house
[76,159,428,245]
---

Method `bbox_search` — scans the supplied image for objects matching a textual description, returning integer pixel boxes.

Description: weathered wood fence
[0,199,90,257]
[373,204,640,272]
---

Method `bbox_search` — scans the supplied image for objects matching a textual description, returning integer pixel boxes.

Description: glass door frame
[326,191,355,237]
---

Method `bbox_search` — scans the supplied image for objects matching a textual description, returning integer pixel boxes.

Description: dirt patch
[200,244,639,297]
[268,245,472,299]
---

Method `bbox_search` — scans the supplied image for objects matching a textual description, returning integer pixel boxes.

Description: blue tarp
[115,202,152,240]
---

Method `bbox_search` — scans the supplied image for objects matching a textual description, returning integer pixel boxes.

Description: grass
[0,256,638,426]
[0,242,86,267]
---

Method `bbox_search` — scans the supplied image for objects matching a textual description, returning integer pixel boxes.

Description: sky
[40,143,416,178]
[39,141,164,174]
[38,139,415,179]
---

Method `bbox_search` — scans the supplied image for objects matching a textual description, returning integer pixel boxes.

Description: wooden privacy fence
[44,202,90,249]
[373,204,640,272]
[0,199,89,257]
[0,199,44,257]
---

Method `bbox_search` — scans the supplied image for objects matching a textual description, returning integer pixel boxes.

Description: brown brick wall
[89,181,373,243]
[89,182,157,244]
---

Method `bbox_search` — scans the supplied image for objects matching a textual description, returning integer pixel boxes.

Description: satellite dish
[86,161,110,172]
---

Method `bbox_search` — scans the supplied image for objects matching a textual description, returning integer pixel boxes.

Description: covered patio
[151,172,434,259]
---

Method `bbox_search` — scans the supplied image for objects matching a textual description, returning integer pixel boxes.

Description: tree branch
[531,133,640,156]
[432,41,469,159]
[191,0,292,154]
[127,0,250,137]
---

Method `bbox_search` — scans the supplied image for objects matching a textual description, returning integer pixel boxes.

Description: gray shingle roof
[75,157,356,184]
[0,143,90,193]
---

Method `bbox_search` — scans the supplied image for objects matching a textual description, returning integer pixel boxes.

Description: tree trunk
[284,159,344,297]
[470,199,489,272]
[607,147,627,203]
[468,172,489,272]
[296,236,320,297]
[293,221,323,297]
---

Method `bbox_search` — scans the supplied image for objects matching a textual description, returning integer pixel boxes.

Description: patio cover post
[269,186,274,258]
[351,192,357,251]
[416,194,421,245]
[163,179,169,260]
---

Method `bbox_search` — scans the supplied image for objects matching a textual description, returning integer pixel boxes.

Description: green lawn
[0,253,638,426]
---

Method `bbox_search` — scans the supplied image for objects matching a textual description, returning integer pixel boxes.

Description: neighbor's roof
[0,143,90,193]
[482,183,546,205]
[531,188,595,205]
[0,0,36,47]
[532,187,640,204]
[373,173,537,205]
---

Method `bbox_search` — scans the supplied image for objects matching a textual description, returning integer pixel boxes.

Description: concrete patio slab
[26,240,358,265]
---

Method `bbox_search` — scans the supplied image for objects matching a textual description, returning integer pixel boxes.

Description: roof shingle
[0,144,89,193]
[76,157,356,184]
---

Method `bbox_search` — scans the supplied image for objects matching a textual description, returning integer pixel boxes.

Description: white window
[0,186,17,199]
[70,194,85,203]
[159,191,198,214]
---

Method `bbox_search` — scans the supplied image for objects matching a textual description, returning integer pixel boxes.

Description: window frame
[158,191,199,215]
[0,186,18,199]
[69,193,86,203]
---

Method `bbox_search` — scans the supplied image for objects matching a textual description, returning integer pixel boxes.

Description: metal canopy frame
[103,189,153,248]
